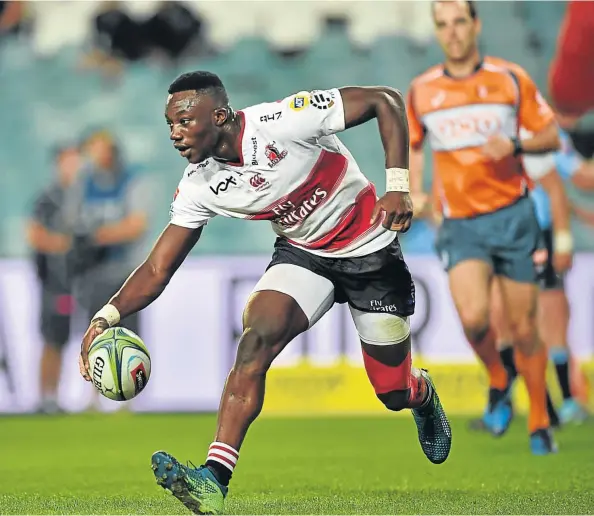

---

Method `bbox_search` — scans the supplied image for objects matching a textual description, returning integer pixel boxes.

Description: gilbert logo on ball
[88,327,151,401]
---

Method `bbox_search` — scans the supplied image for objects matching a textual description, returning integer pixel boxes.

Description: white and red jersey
[169,88,395,258]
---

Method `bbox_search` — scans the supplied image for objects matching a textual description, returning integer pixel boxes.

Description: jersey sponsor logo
[310,90,335,110]
[271,188,328,228]
[289,93,310,111]
[436,112,502,140]
[246,150,347,230]
[265,142,288,168]
[260,111,282,122]
[210,176,237,195]
[249,173,270,192]
[250,137,258,166]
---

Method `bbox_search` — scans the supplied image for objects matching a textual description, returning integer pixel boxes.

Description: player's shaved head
[168,71,229,106]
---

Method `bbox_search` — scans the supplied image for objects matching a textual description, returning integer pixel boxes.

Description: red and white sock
[206,442,239,473]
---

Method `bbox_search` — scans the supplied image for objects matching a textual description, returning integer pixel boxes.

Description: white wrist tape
[92,304,120,327]
[554,230,574,254]
[386,167,410,192]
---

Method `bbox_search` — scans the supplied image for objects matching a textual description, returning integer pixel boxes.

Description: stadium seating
[3,0,590,258]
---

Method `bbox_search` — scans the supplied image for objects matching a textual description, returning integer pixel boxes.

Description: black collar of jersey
[443,58,484,79]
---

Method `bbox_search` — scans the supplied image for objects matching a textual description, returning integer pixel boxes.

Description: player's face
[433,1,480,62]
[57,148,80,186]
[86,134,115,171]
[166,92,219,164]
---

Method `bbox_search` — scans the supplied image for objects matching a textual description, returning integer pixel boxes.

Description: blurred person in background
[0,0,25,36]
[490,129,594,426]
[482,128,589,432]
[423,125,594,430]
[408,0,560,454]
[549,0,594,160]
[75,129,148,336]
[27,145,81,414]
[80,1,204,77]
[142,1,204,64]
[80,1,147,78]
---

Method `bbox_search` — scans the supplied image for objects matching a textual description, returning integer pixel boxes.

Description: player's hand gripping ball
[84,327,151,401]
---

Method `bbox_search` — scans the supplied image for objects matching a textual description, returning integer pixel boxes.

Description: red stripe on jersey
[288,184,380,251]
[246,150,348,228]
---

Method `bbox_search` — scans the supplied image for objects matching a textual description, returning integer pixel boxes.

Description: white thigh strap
[349,307,411,345]
[252,264,334,328]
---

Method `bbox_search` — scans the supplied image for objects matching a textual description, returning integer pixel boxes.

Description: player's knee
[234,323,289,375]
[459,309,490,343]
[377,389,409,412]
[510,316,538,354]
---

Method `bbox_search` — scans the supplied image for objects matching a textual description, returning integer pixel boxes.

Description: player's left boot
[411,369,452,465]
[481,373,514,437]
[529,428,558,455]
[151,451,228,515]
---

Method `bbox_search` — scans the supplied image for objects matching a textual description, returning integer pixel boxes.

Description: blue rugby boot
[482,378,513,437]
[530,428,558,455]
[151,451,227,515]
[559,398,588,425]
[412,369,452,464]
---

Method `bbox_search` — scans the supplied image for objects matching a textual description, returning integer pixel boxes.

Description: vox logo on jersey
[210,176,237,195]
[265,142,288,168]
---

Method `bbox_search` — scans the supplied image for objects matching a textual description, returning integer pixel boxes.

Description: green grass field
[0,412,592,514]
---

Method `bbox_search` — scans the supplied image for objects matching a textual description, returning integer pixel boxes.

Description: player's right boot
[411,369,452,465]
[530,428,558,455]
[151,451,227,515]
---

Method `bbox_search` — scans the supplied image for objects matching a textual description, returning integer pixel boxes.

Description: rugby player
[78,72,452,514]
[408,1,560,454]
[490,128,592,425]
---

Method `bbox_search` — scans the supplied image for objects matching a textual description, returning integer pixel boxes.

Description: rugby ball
[88,327,151,401]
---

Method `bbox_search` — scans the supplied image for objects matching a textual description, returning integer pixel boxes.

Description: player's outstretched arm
[339,86,413,232]
[78,223,203,381]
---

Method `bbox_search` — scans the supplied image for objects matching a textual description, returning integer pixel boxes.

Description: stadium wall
[0,256,592,414]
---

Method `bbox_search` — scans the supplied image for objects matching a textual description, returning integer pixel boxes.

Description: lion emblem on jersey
[265,142,288,168]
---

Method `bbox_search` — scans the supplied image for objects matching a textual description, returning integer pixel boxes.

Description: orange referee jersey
[407,57,554,219]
